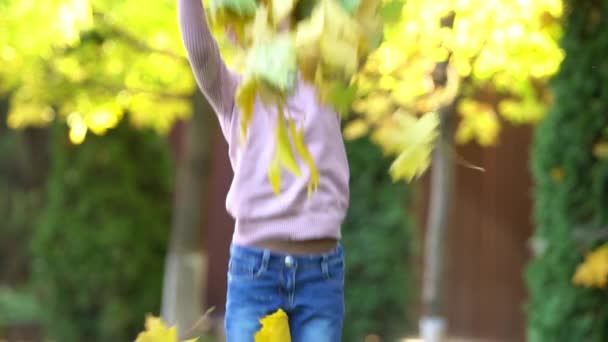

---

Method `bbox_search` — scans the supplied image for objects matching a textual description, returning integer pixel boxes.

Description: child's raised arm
[177,0,237,118]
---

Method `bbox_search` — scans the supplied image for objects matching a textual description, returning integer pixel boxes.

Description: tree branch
[76,78,192,101]
[92,11,188,64]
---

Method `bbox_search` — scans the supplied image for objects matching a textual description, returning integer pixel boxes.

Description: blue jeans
[224,244,345,342]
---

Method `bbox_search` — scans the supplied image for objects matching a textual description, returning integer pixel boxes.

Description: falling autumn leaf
[254,309,292,342]
[135,315,199,342]
[208,0,388,195]
[372,112,439,181]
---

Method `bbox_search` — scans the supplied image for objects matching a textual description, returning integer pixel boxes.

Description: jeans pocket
[322,258,345,286]
[228,257,267,280]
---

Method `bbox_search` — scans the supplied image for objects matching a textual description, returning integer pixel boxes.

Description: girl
[177,1,350,341]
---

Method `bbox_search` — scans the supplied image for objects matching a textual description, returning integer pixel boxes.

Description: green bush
[343,136,418,341]
[0,98,46,327]
[0,287,42,325]
[31,120,173,341]
[0,97,44,287]
[526,1,608,341]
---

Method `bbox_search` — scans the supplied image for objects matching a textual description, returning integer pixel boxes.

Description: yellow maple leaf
[378,111,439,182]
[290,119,320,197]
[318,0,361,78]
[295,0,362,83]
[235,77,258,142]
[573,244,608,289]
[134,316,199,342]
[354,0,382,57]
[254,309,292,342]
[268,150,282,195]
[264,0,297,27]
[135,316,178,342]
[268,106,302,195]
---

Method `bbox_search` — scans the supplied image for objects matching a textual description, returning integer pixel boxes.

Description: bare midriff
[252,238,338,255]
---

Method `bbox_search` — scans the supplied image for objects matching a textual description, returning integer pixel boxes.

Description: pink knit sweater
[177,0,350,245]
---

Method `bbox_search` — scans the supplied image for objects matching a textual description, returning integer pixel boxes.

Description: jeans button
[284,255,294,268]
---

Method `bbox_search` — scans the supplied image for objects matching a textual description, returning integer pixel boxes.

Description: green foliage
[1,0,194,136]
[0,128,40,286]
[0,287,42,325]
[31,119,173,342]
[0,97,46,324]
[350,0,564,182]
[342,135,417,341]
[526,1,608,341]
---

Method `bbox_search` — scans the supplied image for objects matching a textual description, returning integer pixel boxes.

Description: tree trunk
[419,11,458,341]
[420,105,456,342]
[161,90,213,335]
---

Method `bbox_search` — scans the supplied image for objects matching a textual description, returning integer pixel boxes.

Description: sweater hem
[231,213,344,246]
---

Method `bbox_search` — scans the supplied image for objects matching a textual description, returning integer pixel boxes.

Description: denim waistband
[229,243,344,270]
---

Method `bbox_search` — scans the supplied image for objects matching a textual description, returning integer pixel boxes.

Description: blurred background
[2,0,608,342]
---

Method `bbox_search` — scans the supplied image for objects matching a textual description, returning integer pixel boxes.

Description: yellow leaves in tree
[456,100,500,146]
[350,0,563,181]
[254,309,291,342]
[343,119,369,140]
[135,316,198,342]
[4,0,195,142]
[572,244,608,289]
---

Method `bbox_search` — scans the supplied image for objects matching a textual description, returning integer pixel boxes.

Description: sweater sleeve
[177,0,238,119]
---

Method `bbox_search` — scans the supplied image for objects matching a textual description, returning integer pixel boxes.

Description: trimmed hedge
[526,1,608,341]
[31,120,173,341]
[343,136,418,341]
